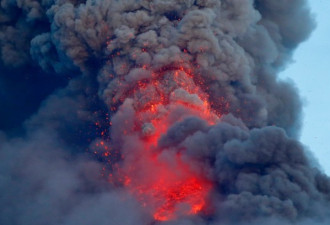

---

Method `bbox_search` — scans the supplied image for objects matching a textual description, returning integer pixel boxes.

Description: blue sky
[280,0,330,174]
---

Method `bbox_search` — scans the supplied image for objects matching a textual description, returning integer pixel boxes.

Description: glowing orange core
[111,66,218,221]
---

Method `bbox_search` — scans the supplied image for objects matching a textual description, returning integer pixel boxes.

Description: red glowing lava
[152,177,212,221]
[110,65,219,221]
[119,150,213,221]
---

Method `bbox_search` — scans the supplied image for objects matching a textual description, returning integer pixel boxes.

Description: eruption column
[1,1,329,225]
[110,65,219,221]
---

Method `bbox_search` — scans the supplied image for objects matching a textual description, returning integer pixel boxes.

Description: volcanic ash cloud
[1,0,330,225]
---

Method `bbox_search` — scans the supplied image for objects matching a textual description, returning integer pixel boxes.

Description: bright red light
[152,177,211,221]
[110,65,219,221]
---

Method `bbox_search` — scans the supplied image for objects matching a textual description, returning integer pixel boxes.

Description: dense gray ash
[1,0,330,225]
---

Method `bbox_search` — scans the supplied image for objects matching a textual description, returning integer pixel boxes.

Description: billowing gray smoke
[1,0,329,225]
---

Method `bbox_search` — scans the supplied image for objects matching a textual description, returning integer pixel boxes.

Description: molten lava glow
[111,65,219,221]
[120,153,212,221]
[152,177,211,221]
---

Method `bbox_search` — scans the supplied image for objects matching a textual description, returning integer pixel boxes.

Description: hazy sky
[281,0,330,174]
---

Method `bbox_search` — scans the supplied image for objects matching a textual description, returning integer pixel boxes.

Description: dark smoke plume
[1,0,329,225]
